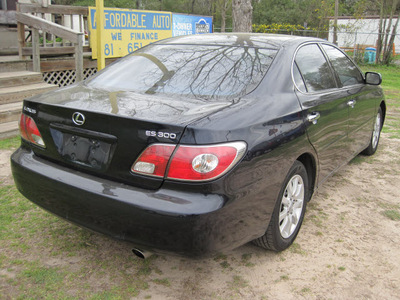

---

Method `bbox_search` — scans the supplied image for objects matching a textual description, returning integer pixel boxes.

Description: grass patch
[213,253,227,261]
[308,214,324,228]
[363,64,400,140]
[20,262,64,285]
[378,202,400,220]
[339,211,348,222]
[381,210,400,221]
[0,185,37,235]
[228,275,249,291]
[0,136,20,150]
[300,287,312,295]
[363,64,400,91]
[349,156,367,165]
[0,182,157,299]
[241,253,255,267]
[280,274,289,281]
[8,260,70,298]
[152,278,171,287]
[306,201,328,229]
[288,243,306,255]
[135,255,159,276]
[220,261,231,269]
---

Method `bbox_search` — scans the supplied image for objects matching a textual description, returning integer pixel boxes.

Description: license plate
[51,129,113,170]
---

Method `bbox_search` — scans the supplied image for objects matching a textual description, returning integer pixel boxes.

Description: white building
[329,16,400,53]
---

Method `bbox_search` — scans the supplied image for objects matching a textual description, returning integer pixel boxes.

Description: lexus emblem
[72,112,85,126]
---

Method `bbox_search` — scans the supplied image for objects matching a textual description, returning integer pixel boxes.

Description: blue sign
[172,14,212,37]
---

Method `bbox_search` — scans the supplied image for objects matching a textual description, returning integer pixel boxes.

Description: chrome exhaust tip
[132,247,151,259]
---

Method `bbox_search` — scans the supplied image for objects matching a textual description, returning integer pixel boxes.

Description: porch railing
[16,3,88,82]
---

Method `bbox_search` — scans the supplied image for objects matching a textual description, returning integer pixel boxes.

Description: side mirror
[365,72,382,85]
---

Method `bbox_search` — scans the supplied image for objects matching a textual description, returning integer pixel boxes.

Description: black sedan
[11,33,386,257]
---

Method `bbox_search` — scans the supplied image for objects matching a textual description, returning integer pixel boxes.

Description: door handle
[307,112,320,124]
[347,99,356,108]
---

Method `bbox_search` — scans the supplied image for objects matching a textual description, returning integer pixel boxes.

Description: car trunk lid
[22,84,232,189]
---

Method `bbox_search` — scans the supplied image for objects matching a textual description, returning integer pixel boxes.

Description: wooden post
[75,34,84,82]
[61,14,65,46]
[32,28,41,72]
[16,3,27,60]
[96,0,105,71]
[17,22,26,59]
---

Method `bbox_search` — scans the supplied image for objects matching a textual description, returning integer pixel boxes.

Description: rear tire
[362,107,383,156]
[254,161,309,251]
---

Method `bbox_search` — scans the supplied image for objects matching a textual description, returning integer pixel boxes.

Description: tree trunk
[221,8,226,32]
[376,0,384,63]
[221,0,230,32]
[333,0,338,45]
[383,6,394,58]
[383,15,400,64]
[376,0,399,64]
[232,0,253,32]
[191,0,196,14]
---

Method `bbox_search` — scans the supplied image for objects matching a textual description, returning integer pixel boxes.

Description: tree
[232,0,252,32]
[215,0,232,32]
[376,0,400,64]
[252,0,301,26]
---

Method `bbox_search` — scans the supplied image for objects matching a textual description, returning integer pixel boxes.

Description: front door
[321,44,377,156]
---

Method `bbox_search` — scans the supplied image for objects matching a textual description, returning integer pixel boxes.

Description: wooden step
[0,82,57,104]
[0,121,19,140]
[0,102,22,123]
[0,59,30,72]
[0,71,44,88]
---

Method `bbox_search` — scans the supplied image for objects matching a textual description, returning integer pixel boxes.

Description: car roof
[156,33,326,50]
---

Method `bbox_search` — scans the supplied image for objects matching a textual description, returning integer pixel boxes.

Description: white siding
[329,17,400,53]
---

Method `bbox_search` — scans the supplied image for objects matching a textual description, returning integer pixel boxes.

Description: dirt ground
[1,132,399,299]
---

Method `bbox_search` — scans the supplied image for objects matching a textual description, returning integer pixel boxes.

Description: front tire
[254,161,309,251]
[362,107,383,156]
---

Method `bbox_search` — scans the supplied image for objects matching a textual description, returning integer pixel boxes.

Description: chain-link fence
[329,30,400,63]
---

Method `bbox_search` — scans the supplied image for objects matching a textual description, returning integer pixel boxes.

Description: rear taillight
[167,143,246,181]
[131,144,176,178]
[131,142,246,181]
[19,114,46,148]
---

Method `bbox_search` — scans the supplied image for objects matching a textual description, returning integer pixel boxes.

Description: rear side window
[295,44,336,92]
[87,44,277,100]
[322,44,364,87]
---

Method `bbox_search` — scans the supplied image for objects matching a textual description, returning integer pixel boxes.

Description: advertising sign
[172,14,213,37]
[89,7,172,59]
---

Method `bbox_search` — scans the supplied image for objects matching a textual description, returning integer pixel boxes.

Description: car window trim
[317,43,342,88]
[293,61,308,93]
[319,42,366,86]
[291,42,339,96]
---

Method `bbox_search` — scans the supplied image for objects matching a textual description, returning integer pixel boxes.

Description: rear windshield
[87,44,277,100]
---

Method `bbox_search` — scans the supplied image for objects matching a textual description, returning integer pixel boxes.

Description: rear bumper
[11,147,266,256]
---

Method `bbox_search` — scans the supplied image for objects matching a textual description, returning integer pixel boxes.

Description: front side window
[87,44,277,100]
[322,45,364,87]
[295,44,336,92]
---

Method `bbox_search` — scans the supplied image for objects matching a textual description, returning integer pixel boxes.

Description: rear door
[293,43,351,185]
